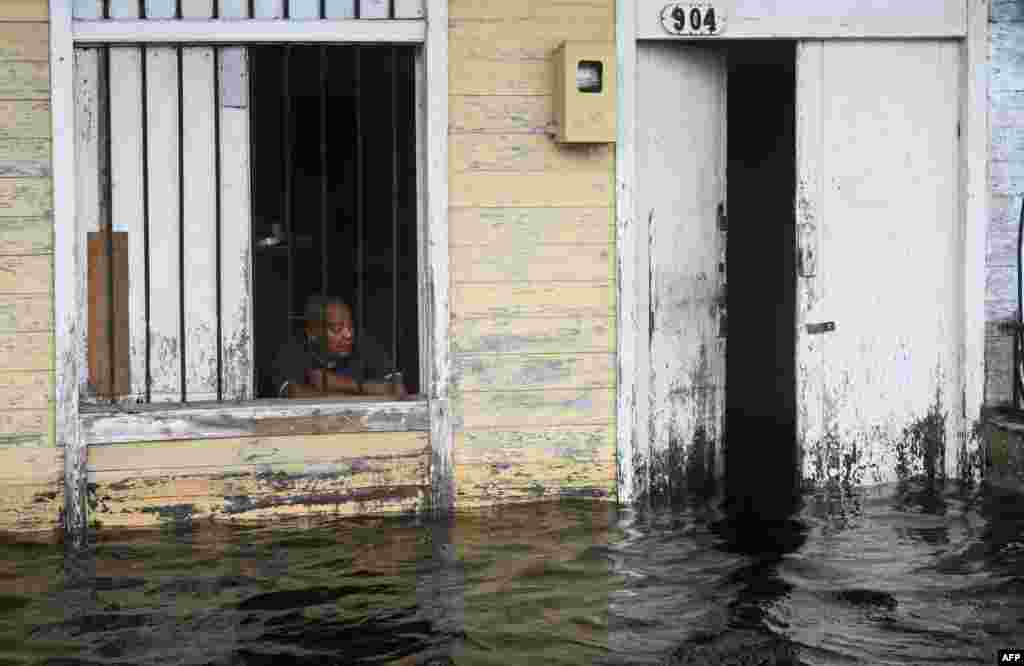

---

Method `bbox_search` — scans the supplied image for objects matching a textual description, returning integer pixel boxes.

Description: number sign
[660,3,725,37]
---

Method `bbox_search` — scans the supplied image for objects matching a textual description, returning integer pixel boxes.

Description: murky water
[1,480,1022,665]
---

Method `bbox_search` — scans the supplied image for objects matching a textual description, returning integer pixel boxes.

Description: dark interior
[723,42,798,517]
[250,45,420,398]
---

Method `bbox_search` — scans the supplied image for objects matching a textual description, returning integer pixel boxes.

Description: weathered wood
[108,47,147,402]
[450,59,550,96]
[72,20,427,44]
[987,266,1016,320]
[74,47,101,402]
[88,430,428,468]
[634,0,965,39]
[146,46,182,403]
[453,282,614,320]
[0,331,50,371]
[986,334,1013,405]
[0,61,48,98]
[451,244,612,283]
[181,46,218,402]
[0,217,50,255]
[450,172,613,208]
[0,138,50,177]
[449,96,553,135]
[458,388,614,429]
[0,23,48,61]
[0,370,50,409]
[0,101,50,139]
[0,481,62,533]
[0,293,51,331]
[452,316,614,354]
[0,0,48,21]
[0,444,61,479]
[219,47,253,401]
[454,353,614,392]
[0,408,48,437]
[448,16,612,49]
[81,399,431,445]
[0,178,51,217]
[615,0,638,504]
[459,425,614,460]
[450,134,612,173]
[0,255,51,292]
[86,231,130,398]
[448,0,532,20]
[449,207,613,247]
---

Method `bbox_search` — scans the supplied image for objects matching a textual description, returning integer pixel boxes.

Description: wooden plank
[0,61,48,99]
[450,172,613,208]
[0,445,61,480]
[452,316,614,354]
[448,0,532,20]
[74,47,101,402]
[0,217,51,255]
[458,388,615,429]
[0,481,61,533]
[635,0,965,39]
[0,409,48,438]
[0,255,51,292]
[0,370,50,409]
[459,425,614,461]
[0,178,50,217]
[73,19,426,43]
[616,0,639,504]
[451,244,612,283]
[449,207,613,247]
[219,47,252,402]
[0,293,51,331]
[108,47,147,402]
[0,138,49,177]
[454,353,613,392]
[86,232,130,398]
[0,101,50,139]
[453,282,613,320]
[89,431,428,470]
[146,46,182,403]
[448,16,613,47]
[81,399,430,445]
[181,47,218,402]
[0,431,47,447]
[449,95,553,135]
[0,23,49,60]
[450,60,550,96]
[0,0,48,21]
[450,134,612,173]
[0,331,50,370]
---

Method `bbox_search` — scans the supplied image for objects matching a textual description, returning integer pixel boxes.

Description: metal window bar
[141,44,153,403]
[102,46,115,402]
[177,45,187,402]
[355,46,365,358]
[283,46,295,371]
[319,45,329,392]
[214,47,225,402]
[391,46,398,371]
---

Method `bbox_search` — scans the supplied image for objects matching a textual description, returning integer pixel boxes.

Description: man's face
[306,302,354,356]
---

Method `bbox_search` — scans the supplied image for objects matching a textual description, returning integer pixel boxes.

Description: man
[271,294,406,400]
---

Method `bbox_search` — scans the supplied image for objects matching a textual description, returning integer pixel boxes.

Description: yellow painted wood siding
[449,0,617,506]
[0,0,58,535]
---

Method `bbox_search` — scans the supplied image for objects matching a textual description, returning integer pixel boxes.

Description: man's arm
[302,368,405,399]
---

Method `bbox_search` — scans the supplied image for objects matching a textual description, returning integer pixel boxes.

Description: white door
[795,40,961,485]
[637,43,727,497]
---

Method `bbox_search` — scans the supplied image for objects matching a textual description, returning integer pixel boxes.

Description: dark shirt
[270,333,395,398]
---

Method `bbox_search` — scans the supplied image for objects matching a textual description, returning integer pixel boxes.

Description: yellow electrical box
[553,41,616,143]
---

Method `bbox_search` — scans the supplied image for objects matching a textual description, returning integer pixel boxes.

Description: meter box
[553,41,616,143]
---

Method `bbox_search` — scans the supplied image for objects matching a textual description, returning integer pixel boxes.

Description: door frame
[614,0,989,503]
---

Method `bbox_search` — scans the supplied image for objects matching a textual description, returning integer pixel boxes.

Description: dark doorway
[724,42,798,517]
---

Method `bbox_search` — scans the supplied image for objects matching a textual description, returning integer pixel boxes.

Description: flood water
[2,480,1022,665]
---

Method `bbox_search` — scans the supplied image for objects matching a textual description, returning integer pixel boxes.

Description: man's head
[303,295,354,356]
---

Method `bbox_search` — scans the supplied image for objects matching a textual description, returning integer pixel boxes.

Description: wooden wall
[448,0,618,506]
[0,0,62,534]
[988,1,1024,405]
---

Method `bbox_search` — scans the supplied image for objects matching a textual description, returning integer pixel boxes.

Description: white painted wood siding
[795,40,962,484]
[638,42,727,494]
[74,0,422,19]
[635,0,965,39]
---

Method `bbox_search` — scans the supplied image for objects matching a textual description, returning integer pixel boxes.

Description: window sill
[80,397,430,446]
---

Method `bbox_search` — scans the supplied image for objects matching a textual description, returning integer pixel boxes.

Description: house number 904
[660,3,725,36]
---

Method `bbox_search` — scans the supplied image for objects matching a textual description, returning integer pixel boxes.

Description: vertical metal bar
[177,45,186,402]
[140,0,146,19]
[354,46,364,346]
[283,46,294,338]
[320,46,328,302]
[390,46,398,370]
[176,0,182,19]
[284,0,290,19]
[214,47,224,402]
[103,46,115,401]
[141,44,152,403]
[103,0,111,19]
[320,0,326,19]
[248,0,254,18]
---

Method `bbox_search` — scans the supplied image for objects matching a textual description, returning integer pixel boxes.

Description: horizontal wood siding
[449,0,617,507]
[0,0,55,534]
[86,432,430,527]
[987,13,1023,406]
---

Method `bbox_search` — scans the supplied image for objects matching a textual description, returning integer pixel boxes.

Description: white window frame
[51,3,452,532]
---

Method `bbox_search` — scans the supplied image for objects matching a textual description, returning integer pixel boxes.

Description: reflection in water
[0,481,1021,665]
